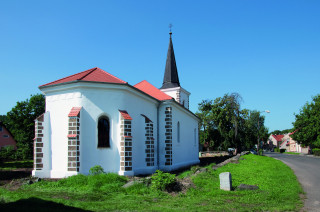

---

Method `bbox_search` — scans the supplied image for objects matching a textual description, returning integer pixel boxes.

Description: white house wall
[45,90,82,178]
[159,102,199,171]
[36,82,199,178]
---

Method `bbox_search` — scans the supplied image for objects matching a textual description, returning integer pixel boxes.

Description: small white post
[219,172,232,191]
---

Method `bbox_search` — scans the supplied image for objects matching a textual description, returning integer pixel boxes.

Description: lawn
[0,155,303,211]
[283,152,301,155]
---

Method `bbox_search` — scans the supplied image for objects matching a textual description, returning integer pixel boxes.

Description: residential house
[0,121,17,150]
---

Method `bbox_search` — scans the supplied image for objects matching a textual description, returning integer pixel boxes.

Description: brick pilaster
[164,107,172,166]
[34,114,44,170]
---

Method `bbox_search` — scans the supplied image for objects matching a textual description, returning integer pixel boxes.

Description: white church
[32,32,200,178]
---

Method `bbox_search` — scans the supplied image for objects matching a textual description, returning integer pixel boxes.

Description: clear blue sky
[1,0,319,132]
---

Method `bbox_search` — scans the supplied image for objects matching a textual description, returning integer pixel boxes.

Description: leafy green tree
[4,94,45,159]
[291,94,320,148]
[197,94,269,152]
[197,93,244,150]
[0,115,7,122]
[269,129,292,135]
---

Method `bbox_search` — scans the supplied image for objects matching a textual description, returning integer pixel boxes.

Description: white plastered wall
[159,102,199,171]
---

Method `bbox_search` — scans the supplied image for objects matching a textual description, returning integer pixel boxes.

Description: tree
[4,94,45,159]
[269,129,292,135]
[197,94,269,152]
[0,115,7,122]
[291,94,320,148]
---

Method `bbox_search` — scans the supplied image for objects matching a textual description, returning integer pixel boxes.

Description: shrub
[312,148,320,156]
[151,170,176,191]
[274,148,280,152]
[258,149,263,156]
[0,146,15,160]
[89,165,105,175]
[280,149,286,153]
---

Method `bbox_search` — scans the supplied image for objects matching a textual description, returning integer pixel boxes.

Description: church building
[32,32,200,178]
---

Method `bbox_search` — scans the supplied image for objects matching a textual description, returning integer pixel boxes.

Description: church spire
[160,31,180,89]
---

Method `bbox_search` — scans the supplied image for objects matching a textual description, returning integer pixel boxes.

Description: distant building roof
[272,134,284,141]
[40,67,127,87]
[134,80,172,101]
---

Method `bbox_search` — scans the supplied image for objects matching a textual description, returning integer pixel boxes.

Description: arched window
[177,121,180,143]
[98,116,110,148]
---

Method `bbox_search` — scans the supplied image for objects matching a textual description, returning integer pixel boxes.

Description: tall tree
[4,94,45,158]
[291,94,320,148]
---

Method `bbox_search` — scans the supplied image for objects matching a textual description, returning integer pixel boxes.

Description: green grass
[0,155,303,211]
[0,160,33,170]
[283,152,301,155]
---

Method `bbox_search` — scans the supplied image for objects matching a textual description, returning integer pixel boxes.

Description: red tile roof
[119,110,132,120]
[272,134,284,141]
[67,134,77,138]
[134,80,172,101]
[40,67,127,87]
[68,107,82,117]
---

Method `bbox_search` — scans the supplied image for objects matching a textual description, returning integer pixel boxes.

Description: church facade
[32,33,200,178]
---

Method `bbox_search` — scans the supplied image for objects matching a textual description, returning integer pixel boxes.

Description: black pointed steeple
[160,32,180,89]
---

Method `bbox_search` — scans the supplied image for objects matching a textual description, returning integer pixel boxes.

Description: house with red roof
[268,134,284,149]
[0,121,17,150]
[268,131,309,153]
[32,32,200,178]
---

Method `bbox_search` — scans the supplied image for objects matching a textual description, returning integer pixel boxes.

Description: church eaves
[160,32,180,89]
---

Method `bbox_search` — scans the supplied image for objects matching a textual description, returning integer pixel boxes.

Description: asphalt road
[265,152,320,212]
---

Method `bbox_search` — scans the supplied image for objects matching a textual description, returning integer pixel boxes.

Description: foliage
[280,149,286,153]
[4,94,45,159]
[0,155,303,211]
[0,146,16,161]
[0,160,33,170]
[312,148,320,156]
[291,94,320,148]
[269,129,292,135]
[197,93,268,151]
[151,170,176,191]
[258,149,263,155]
[274,147,280,152]
[89,165,105,175]
[0,115,7,122]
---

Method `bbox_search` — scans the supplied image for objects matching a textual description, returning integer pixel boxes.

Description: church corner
[32,32,200,178]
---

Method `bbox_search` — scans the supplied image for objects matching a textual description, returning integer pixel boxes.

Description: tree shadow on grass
[0,197,92,212]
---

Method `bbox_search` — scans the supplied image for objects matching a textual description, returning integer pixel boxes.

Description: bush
[0,146,15,160]
[312,148,320,156]
[280,149,286,153]
[274,148,280,152]
[151,170,176,191]
[89,165,105,175]
[258,149,263,156]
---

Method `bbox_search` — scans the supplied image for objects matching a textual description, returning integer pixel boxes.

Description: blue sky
[1,0,319,132]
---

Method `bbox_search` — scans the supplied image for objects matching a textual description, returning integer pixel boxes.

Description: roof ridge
[40,67,96,87]
[134,80,147,87]
[98,68,127,84]
[78,67,97,80]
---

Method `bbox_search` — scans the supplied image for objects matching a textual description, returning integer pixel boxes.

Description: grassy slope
[0,155,303,211]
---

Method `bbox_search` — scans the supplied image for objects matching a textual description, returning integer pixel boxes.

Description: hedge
[312,148,320,156]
